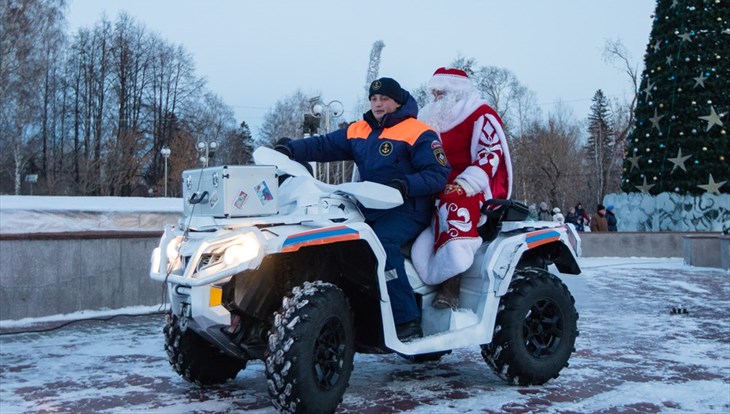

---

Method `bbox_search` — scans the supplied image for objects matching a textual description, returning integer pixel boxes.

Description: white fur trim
[471,113,513,200]
[411,218,483,285]
[456,166,488,196]
[428,73,474,93]
[411,225,435,282]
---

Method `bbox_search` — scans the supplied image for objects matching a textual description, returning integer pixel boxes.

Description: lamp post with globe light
[25,174,38,195]
[309,98,344,183]
[196,140,218,168]
[161,146,171,197]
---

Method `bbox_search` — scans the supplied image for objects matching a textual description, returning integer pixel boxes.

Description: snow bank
[0,195,182,234]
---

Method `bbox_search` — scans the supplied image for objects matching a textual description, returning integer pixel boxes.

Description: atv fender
[488,226,581,298]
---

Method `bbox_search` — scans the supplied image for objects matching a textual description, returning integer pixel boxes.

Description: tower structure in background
[364,40,385,94]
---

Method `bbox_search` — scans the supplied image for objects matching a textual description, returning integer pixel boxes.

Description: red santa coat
[412,99,512,285]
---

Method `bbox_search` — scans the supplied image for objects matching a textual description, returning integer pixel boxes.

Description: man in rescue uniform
[275,77,450,341]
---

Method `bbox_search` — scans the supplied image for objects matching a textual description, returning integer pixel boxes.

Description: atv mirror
[253,147,312,178]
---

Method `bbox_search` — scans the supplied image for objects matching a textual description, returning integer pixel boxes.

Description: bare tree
[511,104,583,210]
[0,0,67,194]
[472,66,529,136]
[144,36,204,193]
[603,38,640,194]
[258,90,311,147]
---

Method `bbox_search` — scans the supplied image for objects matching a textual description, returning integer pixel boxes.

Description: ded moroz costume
[412,67,513,309]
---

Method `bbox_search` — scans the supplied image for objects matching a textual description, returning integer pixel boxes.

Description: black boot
[432,275,461,309]
[395,320,423,342]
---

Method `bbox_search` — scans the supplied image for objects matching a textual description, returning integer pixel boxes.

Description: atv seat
[477,199,529,242]
[401,199,528,294]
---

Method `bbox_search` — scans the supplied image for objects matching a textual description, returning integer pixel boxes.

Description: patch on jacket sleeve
[432,140,447,166]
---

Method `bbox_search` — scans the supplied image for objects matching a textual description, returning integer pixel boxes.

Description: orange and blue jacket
[287,92,450,224]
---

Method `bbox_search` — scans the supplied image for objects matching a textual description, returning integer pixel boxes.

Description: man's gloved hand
[274,137,293,158]
[387,179,408,200]
[274,137,313,176]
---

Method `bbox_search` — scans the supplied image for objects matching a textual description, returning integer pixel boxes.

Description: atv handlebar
[484,199,513,206]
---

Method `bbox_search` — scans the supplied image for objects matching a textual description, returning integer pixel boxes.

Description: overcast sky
[65,0,656,134]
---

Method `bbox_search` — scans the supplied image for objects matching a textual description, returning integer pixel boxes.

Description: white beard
[419,91,484,134]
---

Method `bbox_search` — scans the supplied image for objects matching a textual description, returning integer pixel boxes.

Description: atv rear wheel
[164,312,246,385]
[266,281,355,414]
[481,268,578,385]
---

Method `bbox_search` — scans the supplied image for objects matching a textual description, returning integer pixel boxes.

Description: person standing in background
[590,204,609,232]
[565,206,580,230]
[606,205,618,231]
[538,201,552,221]
[552,207,565,224]
[575,202,589,231]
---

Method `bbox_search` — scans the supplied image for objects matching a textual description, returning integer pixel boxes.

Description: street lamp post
[309,98,344,183]
[161,146,171,197]
[24,174,38,195]
[196,140,218,167]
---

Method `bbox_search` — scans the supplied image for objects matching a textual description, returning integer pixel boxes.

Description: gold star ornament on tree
[627,154,641,171]
[649,108,664,131]
[692,72,708,88]
[698,106,726,131]
[697,174,726,195]
[635,176,656,194]
[667,148,692,173]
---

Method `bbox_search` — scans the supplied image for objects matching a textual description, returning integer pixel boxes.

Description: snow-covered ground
[1,257,728,413]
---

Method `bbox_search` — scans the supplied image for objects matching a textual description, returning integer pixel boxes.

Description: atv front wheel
[164,313,246,385]
[481,268,578,385]
[266,281,355,414]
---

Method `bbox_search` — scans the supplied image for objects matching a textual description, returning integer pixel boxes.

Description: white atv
[149,147,581,413]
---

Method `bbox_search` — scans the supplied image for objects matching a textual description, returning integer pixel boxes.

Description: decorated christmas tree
[621,0,729,195]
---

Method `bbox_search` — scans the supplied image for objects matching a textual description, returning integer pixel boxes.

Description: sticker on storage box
[255,181,274,205]
[209,191,219,209]
[234,190,248,209]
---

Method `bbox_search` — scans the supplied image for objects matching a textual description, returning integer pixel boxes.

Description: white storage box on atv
[182,165,277,218]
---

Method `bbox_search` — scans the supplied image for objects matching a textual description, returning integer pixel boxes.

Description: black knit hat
[369,77,404,104]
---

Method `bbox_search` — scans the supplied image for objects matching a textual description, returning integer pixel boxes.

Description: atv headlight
[223,232,260,266]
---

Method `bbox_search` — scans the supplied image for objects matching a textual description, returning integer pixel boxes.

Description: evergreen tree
[586,90,619,202]
[223,121,254,165]
[622,0,729,195]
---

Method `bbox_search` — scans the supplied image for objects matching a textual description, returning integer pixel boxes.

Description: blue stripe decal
[283,227,358,247]
[526,231,559,244]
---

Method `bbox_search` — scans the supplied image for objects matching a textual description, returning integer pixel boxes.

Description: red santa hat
[427,67,475,93]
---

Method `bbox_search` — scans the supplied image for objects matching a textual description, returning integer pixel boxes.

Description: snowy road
[1,258,728,413]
